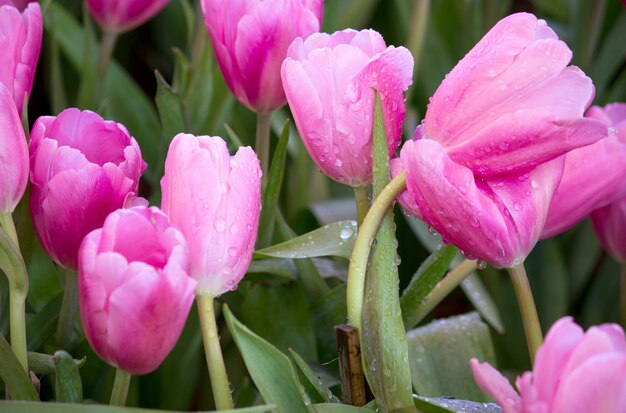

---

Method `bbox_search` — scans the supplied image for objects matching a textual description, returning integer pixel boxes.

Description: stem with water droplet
[109,368,131,406]
[507,262,543,363]
[347,172,407,330]
[354,186,369,227]
[197,293,233,410]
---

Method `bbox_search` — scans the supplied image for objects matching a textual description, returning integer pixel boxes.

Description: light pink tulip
[79,206,196,375]
[201,0,323,113]
[85,0,169,33]
[29,109,146,270]
[471,317,626,413]
[161,134,262,297]
[398,13,607,268]
[0,0,42,116]
[591,200,626,263]
[282,29,413,186]
[543,104,626,238]
[0,84,28,214]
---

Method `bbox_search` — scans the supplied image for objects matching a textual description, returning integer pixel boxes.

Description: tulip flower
[282,29,414,187]
[0,0,42,116]
[471,317,626,413]
[200,0,323,114]
[29,108,145,270]
[79,206,195,405]
[85,0,169,33]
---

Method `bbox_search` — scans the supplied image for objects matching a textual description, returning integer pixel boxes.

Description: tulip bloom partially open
[398,13,606,268]
[29,109,145,269]
[85,0,169,33]
[201,0,323,113]
[0,0,42,116]
[282,29,413,186]
[79,206,196,375]
[161,134,262,297]
[471,317,626,413]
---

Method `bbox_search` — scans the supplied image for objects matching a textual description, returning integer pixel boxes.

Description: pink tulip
[0,84,28,214]
[29,109,146,270]
[85,0,169,33]
[0,0,42,116]
[591,200,626,262]
[543,104,626,238]
[79,206,196,375]
[161,134,262,297]
[397,13,607,268]
[471,317,626,413]
[282,29,414,186]
[201,0,323,113]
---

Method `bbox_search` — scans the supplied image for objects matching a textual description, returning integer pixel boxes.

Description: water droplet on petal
[215,219,226,232]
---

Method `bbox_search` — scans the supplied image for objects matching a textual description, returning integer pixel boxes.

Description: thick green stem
[507,263,543,363]
[109,368,131,406]
[347,172,406,330]
[256,112,272,184]
[620,263,626,330]
[9,288,28,372]
[197,293,233,410]
[56,270,79,350]
[96,30,118,102]
[353,186,369,227]
[0,213,20,250]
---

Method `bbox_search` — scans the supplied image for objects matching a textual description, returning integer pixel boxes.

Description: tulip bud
[85,0,169,33]
[79,206,196,375]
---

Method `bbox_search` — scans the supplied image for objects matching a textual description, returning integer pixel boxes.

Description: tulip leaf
[54,350,83,403]
[76,7,99,110]
[312,284,347,363]
[312,404,374,412]
[400,244,459,329]
[224,123,245,149]
[26,294,62,351]
[223,305,310,413]
[361,94,414,411]
[28,351,84,376]
[247,259,297,280]
[255,220,358,260]
[289,349,335,404]
[407,313,495,402]
[0,333,38,401]
[154,70,186,177]
[0,402,275,413]
[413,396,502,413]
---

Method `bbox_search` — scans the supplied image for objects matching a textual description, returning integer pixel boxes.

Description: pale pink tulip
[201,0,323,113]
[29,109,145,269]
[79,206,196,375]
[591,200,626,263]
[0,84,28,214]
[282,29,413,186]
[161,134,262,297]
[471,317,626,413]
[0,0,42,116]
[398,13,606,268]
[85,0,169,33]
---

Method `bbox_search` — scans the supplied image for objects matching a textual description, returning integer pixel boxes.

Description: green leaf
[400,245,458,329]
[407,313,495,402]
[76,8,99,110]
[312,404,374,413]
[224,123,245,149]
[54,350,83,403]
[255,220,358,260]
[28,352,84,376]
[361,94,413,411]
[247,259,297,280]
[0,333,38,401]
[413,396,501,413]
[223,305,310,413]
[289,349,334,404]
[26,294,62,351]
[0,402,275,413]
[312,284,347,363]
[591,13,626,95]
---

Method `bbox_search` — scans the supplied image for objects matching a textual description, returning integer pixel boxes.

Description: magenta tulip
[282,29,413,186]
[0,84,28,214]
[471,317,626,413]
[85,0,169,33]
[161,134,262,297]
[201,0,323,113]
[397,13,606,268]
[0,0,41,116]
[79,206,196,375]
[29,109,145,269]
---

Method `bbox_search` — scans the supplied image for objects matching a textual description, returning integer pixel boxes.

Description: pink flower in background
[282,29,413,186]
[398,13,606,268]
[161,134,262,297]
[201,0,323,113]
[0,0,42,116]
[543,103,626,238]
[85,0,169,33]
[471,317,626,413]
[591,201,626,262]
[29,109,145,269]
[79,206,196,375]
[0,84,28,214]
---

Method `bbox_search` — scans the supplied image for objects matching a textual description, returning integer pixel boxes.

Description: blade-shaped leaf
[312,404,374,413]
[289,349,335,404]
[28,351,84,376]
[154,70,186,178]
[0,402,275,413]
[54,350,83,403]
[413,396,501,413]
[0,334,38,401]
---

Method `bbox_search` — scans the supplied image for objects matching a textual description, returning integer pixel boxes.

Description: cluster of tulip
[0,0,625,412]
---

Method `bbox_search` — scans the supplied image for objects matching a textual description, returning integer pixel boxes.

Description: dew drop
[428,226,439,236]
[340,227,353,240]
[477,260,487,270]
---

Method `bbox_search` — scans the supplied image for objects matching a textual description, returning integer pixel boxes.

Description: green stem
[353,186,369,227]
[0,213,20,250]
[620,263,626,330]
[109,368,131,406]
[197,293,234,410]
[411,259,477,326]
[56,270,79,350]
[347,172,406,330]
[405,0,430,102]
[9,288,28,372]
[507,262,543,363]
[256,112,272,185]
[97,30,118,101]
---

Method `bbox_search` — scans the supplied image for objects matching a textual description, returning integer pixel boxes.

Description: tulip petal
[591,198,626,263]
[470,359,521,413]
